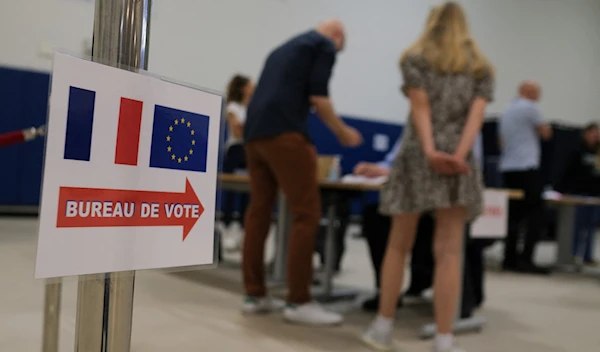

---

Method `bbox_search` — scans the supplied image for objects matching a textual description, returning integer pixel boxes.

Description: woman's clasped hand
[425,150,471,175]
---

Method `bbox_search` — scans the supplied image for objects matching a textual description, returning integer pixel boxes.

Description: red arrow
[56,178,203,241]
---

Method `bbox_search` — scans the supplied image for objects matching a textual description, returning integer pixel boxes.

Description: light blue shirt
[472,133,483,168]
[376,133,483,169]
[499,98,545,171]
[377,137,402,169]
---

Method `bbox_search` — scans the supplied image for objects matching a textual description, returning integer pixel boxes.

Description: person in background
[556,123,600,265]
[354,137,435,311]
[242,19,362,325]
[221,74,254,251]
[499,81,552,274]
[363,3,494,351]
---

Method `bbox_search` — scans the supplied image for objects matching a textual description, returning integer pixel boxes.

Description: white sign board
[471,190,509,239]
[35,53,223,279]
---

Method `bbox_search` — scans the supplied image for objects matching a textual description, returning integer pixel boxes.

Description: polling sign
[35,53,223,279]
[471,190,509,239]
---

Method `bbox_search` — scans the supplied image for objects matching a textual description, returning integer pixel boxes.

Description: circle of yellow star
[167,117,198,165]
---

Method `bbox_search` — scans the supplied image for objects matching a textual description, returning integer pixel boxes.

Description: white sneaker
[362,321,395,351]
[283,302,343,326]
[221,224,242,252]
[242,296,285,315]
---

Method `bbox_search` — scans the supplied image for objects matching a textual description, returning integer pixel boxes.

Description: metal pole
[74,275,105,351]
[322,204,336,298]
[74,1,151,351]
[273,192,289,282]
[42,281,62,352]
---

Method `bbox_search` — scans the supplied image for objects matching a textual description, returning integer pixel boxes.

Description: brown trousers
[243,132,320,304]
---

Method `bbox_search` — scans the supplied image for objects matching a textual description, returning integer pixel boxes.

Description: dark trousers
[362,205,488,316]
[222,144,248,227]
[502,169,545,267]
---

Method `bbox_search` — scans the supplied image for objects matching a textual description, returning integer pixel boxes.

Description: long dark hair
[227,74,250,103]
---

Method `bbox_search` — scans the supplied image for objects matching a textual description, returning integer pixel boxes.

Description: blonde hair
[401,2,493,79]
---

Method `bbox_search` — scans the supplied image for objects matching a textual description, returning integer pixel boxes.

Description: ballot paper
[341,174,388,185]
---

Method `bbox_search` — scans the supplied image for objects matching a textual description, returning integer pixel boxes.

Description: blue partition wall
[0,67,49,207]
[0,66,404,211]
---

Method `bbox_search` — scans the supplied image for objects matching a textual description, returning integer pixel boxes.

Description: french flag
[63,86,209,172]
[64,86,143,165]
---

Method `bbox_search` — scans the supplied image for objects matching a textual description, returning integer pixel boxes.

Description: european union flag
[149,105,210,172]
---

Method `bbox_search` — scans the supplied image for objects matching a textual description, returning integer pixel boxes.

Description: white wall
[1,0,599,125]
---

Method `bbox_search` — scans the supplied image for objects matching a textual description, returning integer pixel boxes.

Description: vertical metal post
[74,275,105,351]
[42,281,62,352]
[556,204,576,267]
[74,1,151,351]
[322,203,336,297]
[273,192,289,282]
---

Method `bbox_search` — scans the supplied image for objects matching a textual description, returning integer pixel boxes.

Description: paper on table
[543,190,562,200]
[341,174,388,185]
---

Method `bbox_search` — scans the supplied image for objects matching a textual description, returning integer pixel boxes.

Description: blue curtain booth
[0,65,587,221]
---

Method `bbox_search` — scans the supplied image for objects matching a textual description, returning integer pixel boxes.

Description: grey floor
[1,217,600,351]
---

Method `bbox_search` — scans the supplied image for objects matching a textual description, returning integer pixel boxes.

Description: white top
[226,102,246,147]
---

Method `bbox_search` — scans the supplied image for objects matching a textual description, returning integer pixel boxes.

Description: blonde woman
[362,2,494,352]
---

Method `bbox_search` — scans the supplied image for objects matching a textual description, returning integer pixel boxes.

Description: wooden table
[221,173,600,268]
[219,173,526,289]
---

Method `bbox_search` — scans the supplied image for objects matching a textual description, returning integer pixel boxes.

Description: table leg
[315,195,358,303]
[272,192,289,282]
[555,204,576,267]
[322,203,336,296]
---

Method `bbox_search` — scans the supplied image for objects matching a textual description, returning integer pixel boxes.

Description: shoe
[283,302,343,326]
[435,348,466,352]
[362,294,403,312]
[242,296,285,315]
[502,262,518,272]
[221,224,242,252]
[516,262,551,275]
[584,260,599,267]
[403,289,424,298]
[361,321,395,351]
